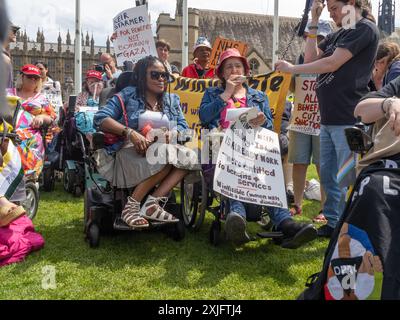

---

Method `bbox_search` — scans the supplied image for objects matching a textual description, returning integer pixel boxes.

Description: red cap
[215,48,250,79]
[86,70,103,81]
[20,64,41,77]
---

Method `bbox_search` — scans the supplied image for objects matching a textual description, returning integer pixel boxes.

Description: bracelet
[308,25,319,30]
[380,98,389,114]
[307,34,318,39]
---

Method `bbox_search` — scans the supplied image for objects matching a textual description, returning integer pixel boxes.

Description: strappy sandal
[313,211,327,224]
[289,204,302,216]
[121,197,149,229]
[140,195,179,223]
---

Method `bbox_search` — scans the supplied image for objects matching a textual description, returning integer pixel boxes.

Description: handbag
[103,94,129,145]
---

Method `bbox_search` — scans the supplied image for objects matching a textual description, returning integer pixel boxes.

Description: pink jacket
[0,215,45,267]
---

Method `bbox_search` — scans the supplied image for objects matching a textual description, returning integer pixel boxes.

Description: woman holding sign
[199,48,317,248]
[276,0,379,238]
[94,56,194,230]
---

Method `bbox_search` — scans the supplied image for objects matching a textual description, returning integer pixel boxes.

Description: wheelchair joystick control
[344,116,374,153]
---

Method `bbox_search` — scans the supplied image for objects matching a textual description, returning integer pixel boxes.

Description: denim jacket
[199,86,273,130]
[94,86,188,132]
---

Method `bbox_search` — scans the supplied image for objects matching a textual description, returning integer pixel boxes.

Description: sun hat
[86,70,103,81]
[215,48,250,78]
[20,64,41,77]
[193,36,212,53]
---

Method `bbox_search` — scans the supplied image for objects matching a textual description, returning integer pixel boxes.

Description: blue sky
[6,0,393,46]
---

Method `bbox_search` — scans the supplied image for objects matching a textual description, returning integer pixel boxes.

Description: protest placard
[209,37,248,68]
[213,110,288,208]
[113,5,157,67]
[287,74,320,136]
[43,89,63,120]
[170,71,291,135]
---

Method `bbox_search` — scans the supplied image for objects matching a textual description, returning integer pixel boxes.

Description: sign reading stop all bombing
[113,5,157,67]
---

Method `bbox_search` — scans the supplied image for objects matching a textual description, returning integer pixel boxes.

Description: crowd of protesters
[2,0,400,256]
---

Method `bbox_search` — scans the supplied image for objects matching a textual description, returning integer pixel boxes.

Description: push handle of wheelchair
[67,95,77,116]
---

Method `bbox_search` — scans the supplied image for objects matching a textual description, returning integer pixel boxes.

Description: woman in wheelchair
[15,64,56,178]
[94,56,191,229]
[199,48,317,248]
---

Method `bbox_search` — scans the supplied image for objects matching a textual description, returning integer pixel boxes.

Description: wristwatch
[121,126,129,137]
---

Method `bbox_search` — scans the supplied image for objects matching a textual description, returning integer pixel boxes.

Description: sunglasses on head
[149,71,169,81]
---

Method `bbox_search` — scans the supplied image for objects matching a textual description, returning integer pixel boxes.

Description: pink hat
[215,48,250,79]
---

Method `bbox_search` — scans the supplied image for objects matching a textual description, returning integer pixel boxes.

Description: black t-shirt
[316,18,379,125]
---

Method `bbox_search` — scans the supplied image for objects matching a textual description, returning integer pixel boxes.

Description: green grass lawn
[0,167,329,300]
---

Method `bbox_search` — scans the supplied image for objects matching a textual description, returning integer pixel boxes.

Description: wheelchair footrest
[257,231,284,239]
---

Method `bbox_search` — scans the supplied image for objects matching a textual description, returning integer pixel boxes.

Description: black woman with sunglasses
[94,56,192,229]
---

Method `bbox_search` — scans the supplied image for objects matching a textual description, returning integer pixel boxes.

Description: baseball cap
[193,36,212,52]
[86,70,103,81]
[20,64,41,77]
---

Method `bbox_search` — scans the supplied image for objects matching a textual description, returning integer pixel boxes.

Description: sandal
[0,200,26,227]
[140,195,179,223]
[289,204,302,216]
[122,197,149,229]
[313,211,328,224]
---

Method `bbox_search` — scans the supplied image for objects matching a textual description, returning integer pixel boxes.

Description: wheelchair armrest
[92,132,105,151]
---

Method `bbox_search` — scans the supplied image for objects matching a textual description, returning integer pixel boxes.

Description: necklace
[146,100,160,111]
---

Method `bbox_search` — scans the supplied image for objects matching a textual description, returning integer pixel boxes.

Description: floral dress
[16,93,56,178]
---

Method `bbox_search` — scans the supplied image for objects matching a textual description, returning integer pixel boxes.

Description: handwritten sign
[213,112,288,208]
[113,5,157,67]
[209,37,248,68]
[287,75,321,136]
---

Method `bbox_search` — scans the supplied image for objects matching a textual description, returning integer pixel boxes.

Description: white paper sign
[213,111,288,208]
[287,74,321,136]
[113,6,157,67]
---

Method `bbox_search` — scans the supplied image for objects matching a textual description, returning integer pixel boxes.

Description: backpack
[300,154,400,300]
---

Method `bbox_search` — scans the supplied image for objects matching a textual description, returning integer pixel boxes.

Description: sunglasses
[25,75,40,80]
[149,71,169,81]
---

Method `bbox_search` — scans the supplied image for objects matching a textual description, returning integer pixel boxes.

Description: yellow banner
[170,71,291,134]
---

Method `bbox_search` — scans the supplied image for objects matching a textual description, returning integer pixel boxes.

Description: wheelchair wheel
[63,166,75,193]
[22,182,39,220]
[209,220,221,246]
[172,220,186,241]
[180,179,200,228]
[193,173,209,231]
[88,223,100,248]
[41,167,55,192]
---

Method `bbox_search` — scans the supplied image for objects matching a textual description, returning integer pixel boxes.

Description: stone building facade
[156,1,306,74]
[9,29,114,97]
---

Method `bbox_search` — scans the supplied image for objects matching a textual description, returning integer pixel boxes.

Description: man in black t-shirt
[275,0,379,238]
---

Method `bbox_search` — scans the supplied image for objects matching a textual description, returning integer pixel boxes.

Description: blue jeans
[229,199,291,228]
[320,125,352,228]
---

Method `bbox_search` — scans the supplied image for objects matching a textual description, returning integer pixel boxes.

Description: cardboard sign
[113,5,157,67]
[213,111,288,208]
[209,37,248,68]
[287,74,321,136]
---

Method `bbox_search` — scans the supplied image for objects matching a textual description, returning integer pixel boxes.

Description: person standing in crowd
[2,20,19,89]
[182,36,215,79]
[288,21,332,222]
[34,61,61,93]
[200,48,317,248]
[372,42,400,91]
[275,0,379,238]
[156,39,180,76]
[100,53,122,82]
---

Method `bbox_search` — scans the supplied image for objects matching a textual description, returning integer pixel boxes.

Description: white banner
[113,5,157,67]
[213,110,288,208]
[288,74,320,136]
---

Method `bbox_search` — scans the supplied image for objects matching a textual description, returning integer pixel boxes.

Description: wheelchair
[180,130,281,246]
[82,71,186,248]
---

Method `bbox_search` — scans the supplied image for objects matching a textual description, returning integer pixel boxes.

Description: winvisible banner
[113,5,157,67]
[287,74,320,136]
[170,71,291,134]
[209,37,248,68]
[213,110,288,208]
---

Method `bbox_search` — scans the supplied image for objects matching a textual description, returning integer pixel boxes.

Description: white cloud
[5,0,394,46]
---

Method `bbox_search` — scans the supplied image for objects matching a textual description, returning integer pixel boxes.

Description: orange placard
[209,37,248,68]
